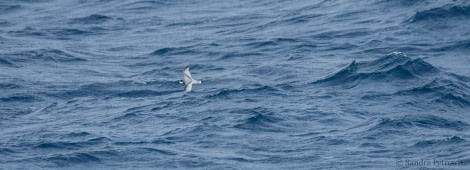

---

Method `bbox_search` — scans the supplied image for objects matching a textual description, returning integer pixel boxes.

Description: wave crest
[395,75,470,107]
[409,5,470,23]
[6,49,86,64]
[70,14,113,25]
[313,52,439,87]
[412,136,468,148]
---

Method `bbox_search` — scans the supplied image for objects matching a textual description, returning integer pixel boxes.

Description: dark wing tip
[183,66,190,73]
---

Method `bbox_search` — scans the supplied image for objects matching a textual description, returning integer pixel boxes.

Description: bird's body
[179,66,201,92]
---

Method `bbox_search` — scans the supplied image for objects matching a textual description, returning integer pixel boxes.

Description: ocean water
[1,0,470,169]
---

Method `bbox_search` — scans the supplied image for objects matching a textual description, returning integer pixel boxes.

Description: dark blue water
[1,0,470,169]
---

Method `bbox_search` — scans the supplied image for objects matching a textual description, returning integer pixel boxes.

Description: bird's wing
[183,66,192,79]
[184,83,193,92]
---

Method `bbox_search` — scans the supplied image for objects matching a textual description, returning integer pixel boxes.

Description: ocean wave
[412,136,468,148]
[46,80,179,99]
[159,124,225,144]
[0,20,10,26]
[46,152,101,167]
[8,26,47,37]
[247,65,287,76]
[0,94,40,102]
[398,136,470,159]
[281,13,323,25]
[9,26,110,40]
[206,85,279,100]
[87,137,113,144]
[5,49,86,64]
[36,142,82,150]
[220,52,264,60]
[9,28,67,39]
[151,138,176,145]
[382,0,423,6]
[112,112,141,122]
[0,83,22,89]
[359,116,468,141]
[114,90,177,98]
[185,123,225,137]
[232,107,285,132]
[166,17,214,27]
[69,14,113,25]
[313,136,349,145]
[432,39,470,51]
[371,116,468,131]
[0,58,15,66]
[243,38,299,50]
[0,148,16,156]
[45,83,110,99]
[139,147,177,156]
[65,132,91,138]
[150,46,198,56]
[233,113,280,130]
[313,52,439,87]
[118,0,167,12]
[409,5,470,23]
[437,93,470,108]
[0,4,21,14]
[395,75,470,107]
[34,136,111,152]
[49,28,96,38]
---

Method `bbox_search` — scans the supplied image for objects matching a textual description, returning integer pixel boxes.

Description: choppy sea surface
[1,0,470,169]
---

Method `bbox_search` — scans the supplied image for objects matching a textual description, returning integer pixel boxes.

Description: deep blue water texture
[1,0,470,169]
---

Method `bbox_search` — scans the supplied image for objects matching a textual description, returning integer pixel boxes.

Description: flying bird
[179,66,201,92]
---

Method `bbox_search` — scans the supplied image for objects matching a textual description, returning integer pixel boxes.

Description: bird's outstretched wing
[184,83,193,92]
[182,66,192,84]
[183,66,192,79]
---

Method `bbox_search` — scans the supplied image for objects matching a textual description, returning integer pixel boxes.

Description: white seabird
[179,66,201,92]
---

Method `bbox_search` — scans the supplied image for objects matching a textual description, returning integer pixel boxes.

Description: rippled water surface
[1,0,470,169]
